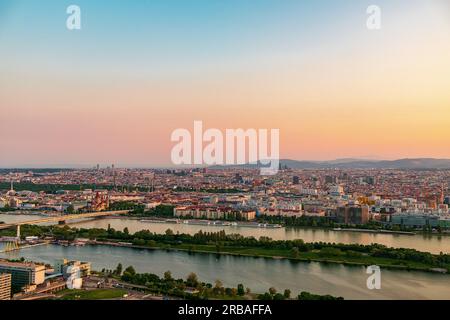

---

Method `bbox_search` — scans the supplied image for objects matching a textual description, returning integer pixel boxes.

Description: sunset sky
[0,0,449,167]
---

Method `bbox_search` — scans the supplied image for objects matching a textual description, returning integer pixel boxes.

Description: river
[72,218,450,254]
[2,214,450,299]
[1,243,449,300]
[1,214,450,254]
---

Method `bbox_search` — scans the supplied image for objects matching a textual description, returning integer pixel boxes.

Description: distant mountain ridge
[211,158,450,169]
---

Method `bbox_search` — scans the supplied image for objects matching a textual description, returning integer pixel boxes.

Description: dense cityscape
[1,166,450,227]
[1,165,450,300]
[1,0,449,312]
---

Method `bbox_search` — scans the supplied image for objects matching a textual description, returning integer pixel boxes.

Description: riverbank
[2,215,450,254]
[4,242,450,299]
[89,239,449,275]
[4,223,449,274]
[331,228,415,235]
[121,213,450,237]
[3,211,450,238]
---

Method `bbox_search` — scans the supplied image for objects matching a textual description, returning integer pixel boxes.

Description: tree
[214,279,223,289]
[124,266,136,276]
[164,271,173,281]
[66,204,75,214]
[237,284,245,296]
[225,287,233,296]
[273,293,285,300]
[165,228,174,236]
[114,263,123,276]
[297,291,343,300]
[213,280,224,295]
[269,287,277,295]
[291,247,300,258]
[283,289,291,299]
[257,292,273,300]
[123,227,129,235]
[186,272,199,287]
[319,247,342,257]
[121,265,136,282]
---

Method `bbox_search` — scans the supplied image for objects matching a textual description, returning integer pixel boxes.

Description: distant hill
[211,158,450,169]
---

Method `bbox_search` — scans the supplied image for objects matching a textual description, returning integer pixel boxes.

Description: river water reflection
[1,244,449,300]
[69,218,450,254]
[2,214,450,299]
[1,214,449,254]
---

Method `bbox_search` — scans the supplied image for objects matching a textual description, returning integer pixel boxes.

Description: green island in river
[2,224,449,274]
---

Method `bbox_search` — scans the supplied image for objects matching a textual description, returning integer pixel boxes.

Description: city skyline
[1,0,449,167]
[3,156,450,169]
[2,0,450,307]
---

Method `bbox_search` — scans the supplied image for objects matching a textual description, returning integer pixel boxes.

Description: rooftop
[0,259,45,270]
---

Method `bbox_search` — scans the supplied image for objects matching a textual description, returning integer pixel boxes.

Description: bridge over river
[0,210,130,249]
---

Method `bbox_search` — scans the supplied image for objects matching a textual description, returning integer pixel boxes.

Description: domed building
[6,180,16,197]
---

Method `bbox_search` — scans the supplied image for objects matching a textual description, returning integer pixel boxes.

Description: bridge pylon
[4,240,20,252]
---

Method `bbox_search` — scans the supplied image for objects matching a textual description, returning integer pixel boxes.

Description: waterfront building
[264,208,303,217]
[65,266,83,290]
[54,259,91,278]
[303,209,326,217]
[174,206,256,221]
[439,218,450,228]
[0,260,45,293]
[390,214,440,228]
[336,205,370,225]
[0,273,12,300]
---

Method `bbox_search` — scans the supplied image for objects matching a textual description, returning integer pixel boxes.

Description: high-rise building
[0,260,45,293]
[364,176,376,185]
[336,205,370,225]
[325,175,338,184]
[0,273,11,300]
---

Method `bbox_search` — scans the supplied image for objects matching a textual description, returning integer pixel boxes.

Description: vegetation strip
[3,224,449,274]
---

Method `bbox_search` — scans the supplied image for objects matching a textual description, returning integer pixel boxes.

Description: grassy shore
[95,240,450,274]
[57,288,128,300]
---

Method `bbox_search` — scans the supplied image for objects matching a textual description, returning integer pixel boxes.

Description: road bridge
[0,210,130,238]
